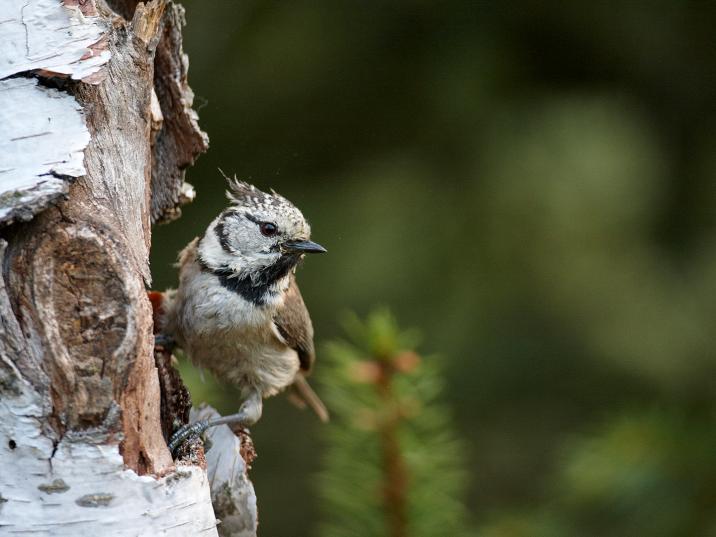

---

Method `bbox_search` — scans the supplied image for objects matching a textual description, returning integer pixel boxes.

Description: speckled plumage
[160,178,327,421]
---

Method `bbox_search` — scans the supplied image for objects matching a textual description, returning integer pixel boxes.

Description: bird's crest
[219,169,290,211]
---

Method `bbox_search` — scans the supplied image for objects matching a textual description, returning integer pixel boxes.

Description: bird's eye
[259,222,278,237]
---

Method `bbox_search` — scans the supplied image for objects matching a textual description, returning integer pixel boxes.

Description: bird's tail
[287,374,329,423]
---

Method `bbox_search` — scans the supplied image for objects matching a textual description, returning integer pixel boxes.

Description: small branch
[377,361,409,537]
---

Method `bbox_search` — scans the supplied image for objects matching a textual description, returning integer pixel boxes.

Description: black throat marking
[198,253,301,306]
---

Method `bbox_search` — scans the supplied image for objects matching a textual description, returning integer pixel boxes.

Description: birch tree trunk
[0,1,257,535]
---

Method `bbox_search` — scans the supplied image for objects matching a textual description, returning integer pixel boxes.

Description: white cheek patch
[199,219,281,277]
[198,223,234,267]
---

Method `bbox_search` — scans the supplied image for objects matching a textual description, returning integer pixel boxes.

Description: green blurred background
[150,2,716,536]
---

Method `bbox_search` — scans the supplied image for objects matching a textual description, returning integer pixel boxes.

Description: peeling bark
[0,78,89,226]
[149,1,208,223]
[0,0,110,82]
[192,405,259,537]
[0,0,254,535]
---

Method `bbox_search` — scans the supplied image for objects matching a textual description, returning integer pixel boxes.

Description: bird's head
[198,175,326,288]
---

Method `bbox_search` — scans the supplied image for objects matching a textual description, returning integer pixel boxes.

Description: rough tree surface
[0,1,256,535]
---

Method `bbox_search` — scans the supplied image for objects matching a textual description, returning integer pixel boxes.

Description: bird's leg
[168,390,263,455]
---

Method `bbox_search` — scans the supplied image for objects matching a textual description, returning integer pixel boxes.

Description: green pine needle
[318,309,471,537]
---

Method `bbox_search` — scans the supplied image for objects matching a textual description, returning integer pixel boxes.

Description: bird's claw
[168,419,210,455]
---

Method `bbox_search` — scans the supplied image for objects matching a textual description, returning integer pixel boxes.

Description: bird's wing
[272,275,329,422]
[272,274,315,373]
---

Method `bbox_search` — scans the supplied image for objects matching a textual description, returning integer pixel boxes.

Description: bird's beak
[282,240,327,254]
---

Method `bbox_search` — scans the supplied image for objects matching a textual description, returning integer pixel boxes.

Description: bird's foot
[154,334,176,353]
[168,391,263,457]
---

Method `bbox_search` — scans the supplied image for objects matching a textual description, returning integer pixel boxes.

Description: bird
[152,175,328,453]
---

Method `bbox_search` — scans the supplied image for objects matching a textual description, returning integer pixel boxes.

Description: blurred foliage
[318,310,469,537]
[479,410,716,537]
[149,1,716,536]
